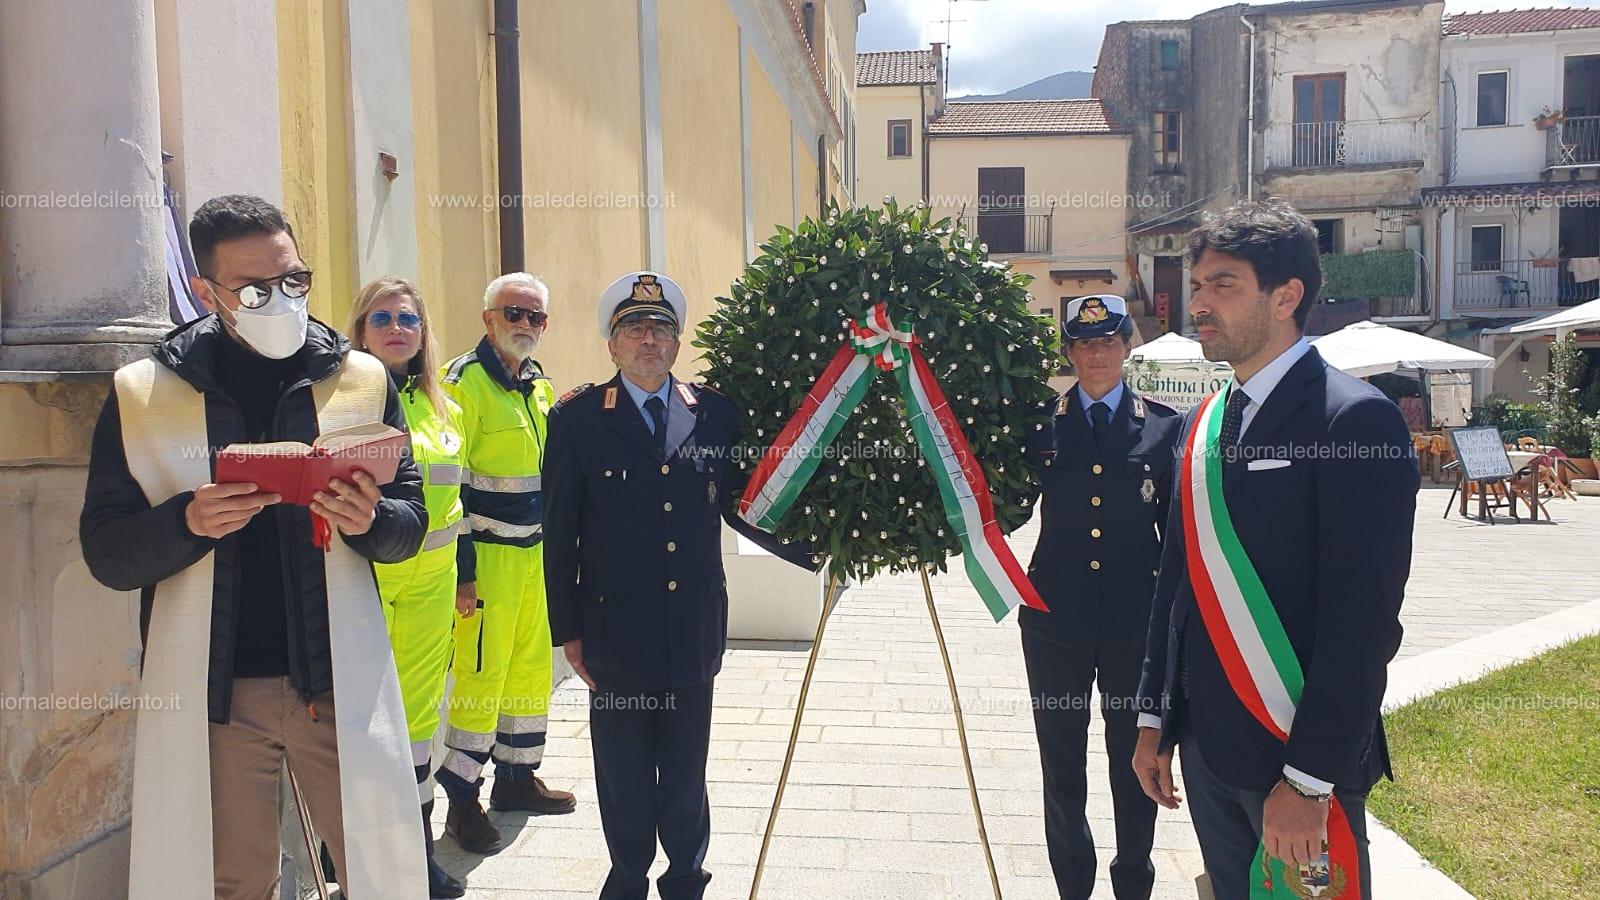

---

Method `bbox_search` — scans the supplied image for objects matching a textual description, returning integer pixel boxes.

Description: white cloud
[859,0,1598,97]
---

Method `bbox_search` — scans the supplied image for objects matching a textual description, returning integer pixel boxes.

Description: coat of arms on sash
[1259,845,1347,898]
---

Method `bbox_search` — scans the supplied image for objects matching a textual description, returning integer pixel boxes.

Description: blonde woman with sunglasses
[346,277,468,898]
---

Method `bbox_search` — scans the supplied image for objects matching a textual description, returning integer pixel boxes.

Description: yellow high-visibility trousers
[436,542,552,800]
[375,540,457,803]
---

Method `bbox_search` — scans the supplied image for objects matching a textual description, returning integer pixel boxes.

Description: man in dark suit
[542,270,816,900]
[1021,294,1182,899]
[1132,200,1419,898]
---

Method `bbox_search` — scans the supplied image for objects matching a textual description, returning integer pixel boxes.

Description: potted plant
[1534,106,1566,130]
[1580,414,1600,480]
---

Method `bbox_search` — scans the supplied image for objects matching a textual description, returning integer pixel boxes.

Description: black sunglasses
[497,305,548,327]
[206,270,314,309]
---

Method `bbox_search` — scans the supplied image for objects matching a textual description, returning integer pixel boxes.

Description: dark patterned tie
[645,395,668,459]
[1090,401,1111,449]
[1217,386,1250,467]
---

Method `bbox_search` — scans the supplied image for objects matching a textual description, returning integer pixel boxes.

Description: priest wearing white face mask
[80,194,431,898]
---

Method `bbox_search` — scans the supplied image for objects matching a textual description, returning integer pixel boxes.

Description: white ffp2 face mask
[228,286,309,359]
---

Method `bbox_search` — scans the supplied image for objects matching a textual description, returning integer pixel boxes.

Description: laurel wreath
[693,200,1061,582]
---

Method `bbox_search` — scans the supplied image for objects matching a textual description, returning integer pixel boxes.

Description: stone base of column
[0,825,132,900]
[0,340,169,373]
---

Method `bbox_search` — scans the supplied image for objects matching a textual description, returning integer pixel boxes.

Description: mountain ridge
[953,70,1095,102]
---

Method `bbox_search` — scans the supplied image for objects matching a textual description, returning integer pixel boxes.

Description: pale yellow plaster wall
[276,0,356,328]
[514,0,648,390]
[748,49,798,246]
[407,0,498,359]
[658,0,745,378]
[856,84,924,206]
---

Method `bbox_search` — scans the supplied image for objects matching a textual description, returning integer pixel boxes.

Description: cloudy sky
[859,0,1597,96]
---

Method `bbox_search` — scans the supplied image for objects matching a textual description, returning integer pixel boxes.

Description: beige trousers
[208,676,347,900]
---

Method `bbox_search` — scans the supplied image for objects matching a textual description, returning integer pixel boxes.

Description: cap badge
[631,274,665,305]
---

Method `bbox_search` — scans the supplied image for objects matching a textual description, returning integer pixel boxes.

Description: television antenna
[931,0,989,99]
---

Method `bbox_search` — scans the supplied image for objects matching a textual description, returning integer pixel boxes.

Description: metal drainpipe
[920,86,929,205]
[1241,15,1258,201]
[493,0,524,273]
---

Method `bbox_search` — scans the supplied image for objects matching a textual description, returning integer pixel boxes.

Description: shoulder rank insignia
[603,386,618,410]
[1141,477,1156,503]
[675,381,699,408]
[558,383,594,405]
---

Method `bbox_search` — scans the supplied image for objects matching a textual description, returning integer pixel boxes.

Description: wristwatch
[1280,774,1332,802]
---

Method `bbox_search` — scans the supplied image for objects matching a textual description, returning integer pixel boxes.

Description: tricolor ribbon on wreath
[738,301,1048,622]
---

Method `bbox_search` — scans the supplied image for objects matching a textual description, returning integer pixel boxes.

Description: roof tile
[856,50,939,87]
[1444,8,1600,35]
[927,100,1120,137]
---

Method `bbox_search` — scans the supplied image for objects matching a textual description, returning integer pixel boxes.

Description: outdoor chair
[1428,434,1453,483]
[1496,274,1530,308]
[1462,475,1516,517]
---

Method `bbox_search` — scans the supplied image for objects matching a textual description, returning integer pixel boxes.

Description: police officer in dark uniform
[542,271,816,900]
[1021,294,1183,900]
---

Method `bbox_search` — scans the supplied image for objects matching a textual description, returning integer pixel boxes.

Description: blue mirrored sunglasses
[367,310,422,331]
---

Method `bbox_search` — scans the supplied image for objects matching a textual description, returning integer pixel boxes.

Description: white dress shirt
[1233,338,1311,439]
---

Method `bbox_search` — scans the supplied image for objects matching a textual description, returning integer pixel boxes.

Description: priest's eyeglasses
[206,270,314,309]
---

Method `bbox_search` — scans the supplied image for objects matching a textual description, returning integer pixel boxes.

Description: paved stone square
[435,487,1600,899]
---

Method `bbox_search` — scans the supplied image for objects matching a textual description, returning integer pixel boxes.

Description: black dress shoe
[427,856,466,898]
[489,775,577,814]
[444,799,504,855]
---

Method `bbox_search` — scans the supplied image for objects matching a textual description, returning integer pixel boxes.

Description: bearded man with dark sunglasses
[435,272,578,857]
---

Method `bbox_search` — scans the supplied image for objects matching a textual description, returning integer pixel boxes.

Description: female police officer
[1021,295,1181,900]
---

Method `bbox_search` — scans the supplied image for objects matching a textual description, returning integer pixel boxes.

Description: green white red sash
[1181,387,1363,899]
[739,302,1047,621]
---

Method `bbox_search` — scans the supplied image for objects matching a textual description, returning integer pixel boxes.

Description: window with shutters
[1154,111,1181,170]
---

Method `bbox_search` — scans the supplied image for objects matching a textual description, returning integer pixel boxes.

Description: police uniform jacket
[543,373,816,693]
[1021,385,1181,650]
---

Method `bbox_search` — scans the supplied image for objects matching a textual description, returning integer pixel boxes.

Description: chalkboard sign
[1447,426,1515,482]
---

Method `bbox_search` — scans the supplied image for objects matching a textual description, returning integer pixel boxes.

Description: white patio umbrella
[1129,332,1208,362]
[1505,296,1600,336]
[1312,321,1494,378]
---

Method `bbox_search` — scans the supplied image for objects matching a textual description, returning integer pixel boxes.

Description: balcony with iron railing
[958,213,1053,256]
[1545,115,1600,170]
[1453,258,1600,311]
[1262,117,1426,171]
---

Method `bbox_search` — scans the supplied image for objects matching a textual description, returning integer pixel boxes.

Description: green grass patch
[1368,633,1600,899]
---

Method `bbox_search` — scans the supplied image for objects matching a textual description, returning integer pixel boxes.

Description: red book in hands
[214,422,408,505]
